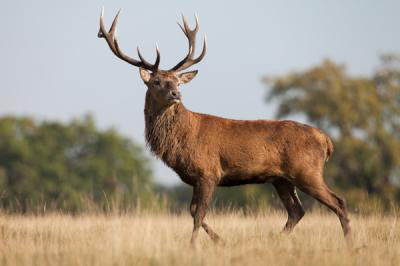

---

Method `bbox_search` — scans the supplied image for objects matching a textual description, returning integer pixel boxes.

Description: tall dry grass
[0,209,399,266]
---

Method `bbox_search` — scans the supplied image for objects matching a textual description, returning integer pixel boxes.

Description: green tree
[263,55,400,210]
[0,115,156,212]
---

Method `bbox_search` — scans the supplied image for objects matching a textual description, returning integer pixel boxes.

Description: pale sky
[1,1,399,186]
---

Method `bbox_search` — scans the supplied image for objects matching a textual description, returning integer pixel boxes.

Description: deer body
[98,9,351,246]
[145,101,331,188]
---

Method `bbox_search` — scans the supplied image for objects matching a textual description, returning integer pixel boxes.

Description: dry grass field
[0,210,399,266]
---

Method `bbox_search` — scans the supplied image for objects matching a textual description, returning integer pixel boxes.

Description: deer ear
[139,68,151,83]
[178,70,198,84]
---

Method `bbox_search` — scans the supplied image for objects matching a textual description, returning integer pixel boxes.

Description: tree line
[0,115,158,213]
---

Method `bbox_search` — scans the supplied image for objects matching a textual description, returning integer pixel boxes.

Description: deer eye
[154,79,161,86]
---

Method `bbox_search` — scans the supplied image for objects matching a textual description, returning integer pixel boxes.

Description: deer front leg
[190,187,222,243]
[190,181,216,246]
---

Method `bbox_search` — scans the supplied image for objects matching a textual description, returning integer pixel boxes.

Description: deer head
[98,8,207,111]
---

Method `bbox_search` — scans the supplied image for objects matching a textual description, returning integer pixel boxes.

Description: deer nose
[170,90,181,99]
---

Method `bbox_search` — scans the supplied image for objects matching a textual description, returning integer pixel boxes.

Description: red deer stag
[98,8,351,246]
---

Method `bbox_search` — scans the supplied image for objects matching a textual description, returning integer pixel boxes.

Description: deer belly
[218,175,278,187]
[218,153,283,186]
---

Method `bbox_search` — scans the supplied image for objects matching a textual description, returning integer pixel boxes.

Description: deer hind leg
[189,187,222,243]
[190,181,218,246]
[273,178,305,233]
[296,176,352,243]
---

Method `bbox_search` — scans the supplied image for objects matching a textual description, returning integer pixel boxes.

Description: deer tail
[325,135,334,162]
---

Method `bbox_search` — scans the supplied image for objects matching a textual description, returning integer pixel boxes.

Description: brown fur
[146,101,331,186]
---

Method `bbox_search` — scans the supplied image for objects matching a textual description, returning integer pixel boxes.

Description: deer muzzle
[169,90,182,103]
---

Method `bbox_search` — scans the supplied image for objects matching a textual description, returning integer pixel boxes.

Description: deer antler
[98,8,160,72]
[169,15,207,72]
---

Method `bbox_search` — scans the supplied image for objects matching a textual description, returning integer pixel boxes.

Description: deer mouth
[168,95,181,104]
[171,99,181,104]
[164,98,181,107]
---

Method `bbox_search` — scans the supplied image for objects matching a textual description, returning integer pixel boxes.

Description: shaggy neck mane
[144,92,194,166]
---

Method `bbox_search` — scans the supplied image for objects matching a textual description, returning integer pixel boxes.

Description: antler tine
[154,44,161,70]
[98,8,160,72]
[170,15,207,72]
[97,7,107,38]
[109,8,120,34]
[194,15,200,32]
[137,47,161,71]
